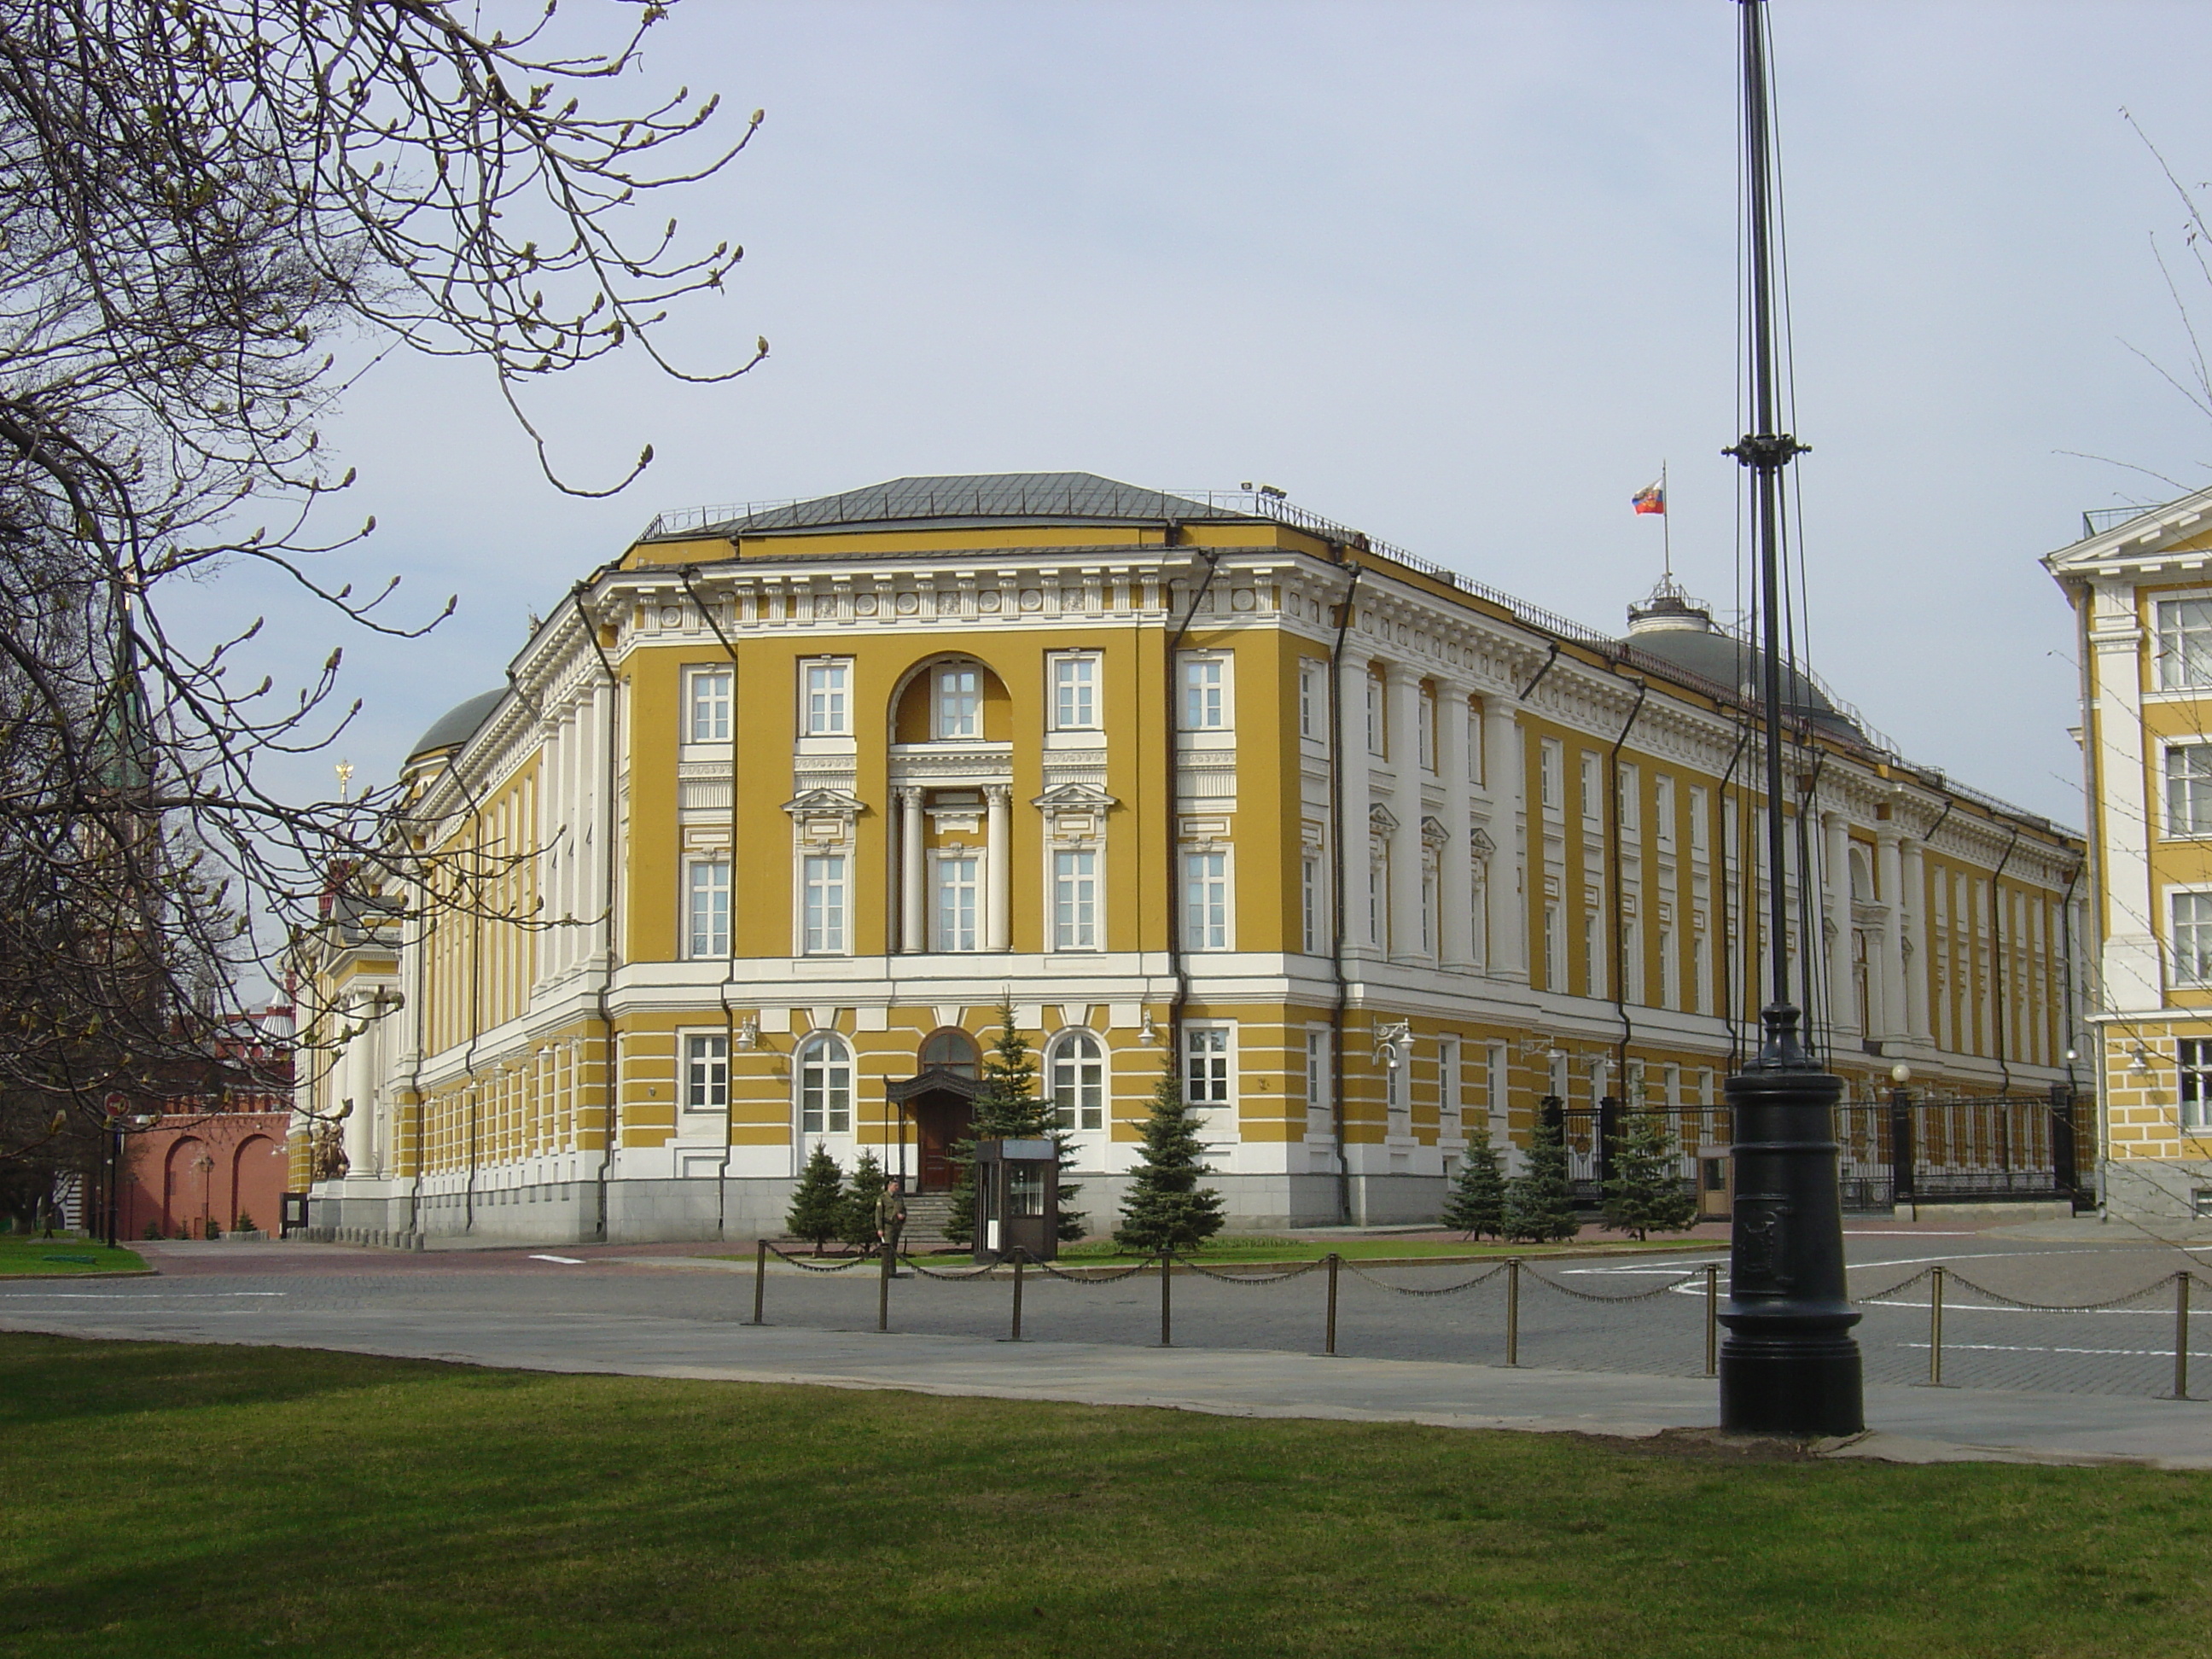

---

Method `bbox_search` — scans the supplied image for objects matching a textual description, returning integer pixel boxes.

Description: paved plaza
[5,1219,2209,1470]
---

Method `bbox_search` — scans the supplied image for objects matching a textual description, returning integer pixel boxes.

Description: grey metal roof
[660,474,1260,539]
[407,687,504,760]
[1620,626,1863,742]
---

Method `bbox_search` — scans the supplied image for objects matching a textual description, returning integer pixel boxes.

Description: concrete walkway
[6,1273,2209,1470]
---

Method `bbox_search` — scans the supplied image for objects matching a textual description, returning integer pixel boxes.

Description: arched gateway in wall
[888,1028,982,1192]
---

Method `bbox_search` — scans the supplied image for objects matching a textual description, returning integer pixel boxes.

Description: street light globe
[1889,1063,1912,1086]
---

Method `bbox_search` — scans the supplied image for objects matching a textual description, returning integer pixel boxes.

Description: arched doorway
[889,1028,983,1192]
[163,1138,209,1238]
[230,1134,282,1233]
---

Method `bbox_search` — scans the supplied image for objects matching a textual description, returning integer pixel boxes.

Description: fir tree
[945,1001,1086,1246]
[785,1144,847,1255]
[1440,1123,1507,1240]
[1601,1111,1698,1241]
[839,1147,889,1251]
[1502,1101,1580,1244]
[1113,1066,1225,1255]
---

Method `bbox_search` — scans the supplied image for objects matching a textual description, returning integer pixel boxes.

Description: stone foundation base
[2103,1160,2212,1228]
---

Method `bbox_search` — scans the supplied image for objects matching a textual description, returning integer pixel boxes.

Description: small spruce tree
[785,1144,847,1255]
[1113,1066,1225,1255]
[1440,1123,1507,1240]
[945,1001,1086,1246]
[1502,1100,1580,1243]
[1601,1111,1698,1241]
[839,1147,889,1251]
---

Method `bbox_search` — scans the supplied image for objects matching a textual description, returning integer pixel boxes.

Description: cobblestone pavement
[3,1225,2206,1403]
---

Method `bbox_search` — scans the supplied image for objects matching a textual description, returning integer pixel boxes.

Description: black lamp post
[1716,0,1864,1437]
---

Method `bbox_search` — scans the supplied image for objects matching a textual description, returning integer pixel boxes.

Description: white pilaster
[1823,810,1855,1038]
[898,788,924,952]
[2090,579,2162,1010]
[986,784,1011,951]
[1482,696,1528,981]
[1437,680,1476,971]
[1901,836,1931,1042]
[1388,662,1425,962]
[1877,828,1907,1042]
[1338,644,1375,958]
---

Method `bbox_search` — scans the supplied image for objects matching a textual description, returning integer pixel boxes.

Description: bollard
[1704,1262,1720,1378]
[1159,1251,1173,1348]
[1928,1265,1946,1387]
[752,1238,767,1326]
[2174,1273,2193,1402]
[1324,1252,1341,1357]
[1505,1257,1521,1367]
[1009,1251,1026,1342]
[877,1237,893,1334]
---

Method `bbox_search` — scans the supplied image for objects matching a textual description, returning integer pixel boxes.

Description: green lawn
[1,1334,2207,1658]
[0,1236,147,1276]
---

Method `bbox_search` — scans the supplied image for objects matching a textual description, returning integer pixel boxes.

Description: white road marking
[0,1290,287,1300]
[1901,1342,2211,1359]
[529,1254,588,1265]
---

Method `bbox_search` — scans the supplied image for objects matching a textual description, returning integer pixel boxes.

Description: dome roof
[406,688,504,762]
[1621,588,1862,742]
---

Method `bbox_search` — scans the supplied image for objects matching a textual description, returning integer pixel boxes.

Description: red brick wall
[120,1115,290,1239]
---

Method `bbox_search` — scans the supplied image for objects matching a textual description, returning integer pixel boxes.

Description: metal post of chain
[877,1237,893,1333]
[1928,1264,1946,1387]
[751,1238,767,1326]
[1505,1257,1521,1367]
[2174,1272,2192,1402]
[1324,1252,1340,1356]
[1704,1262,1719,1378]
[1159,1251,1173,1348]
[1009,1251,1026,1342]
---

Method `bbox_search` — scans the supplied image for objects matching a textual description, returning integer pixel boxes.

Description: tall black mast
[1716,0,1864,1438]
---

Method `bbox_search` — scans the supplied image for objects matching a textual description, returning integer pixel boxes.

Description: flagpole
[1661,459,1672,581]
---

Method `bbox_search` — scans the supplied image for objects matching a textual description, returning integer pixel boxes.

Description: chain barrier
[763,1243,877,1273]
[1858,1263,2198,1315]
[1172,1256,1328,1285]
[1521,1266,1702,1303]
[1030,1259,1155,1284]
[896,1254,998,1281]
[1342,1259,1511,1297]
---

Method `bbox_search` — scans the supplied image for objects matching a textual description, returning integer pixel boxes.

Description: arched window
[920,1027,979,1077]
[796,1034,852,1138]
[1849,847,1875,905]
[1049,1031,1105,1132]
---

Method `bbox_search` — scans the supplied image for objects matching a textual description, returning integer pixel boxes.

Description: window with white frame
[796,1033,852,1137]
[1052,851,1098,950]
[1486,1041,1509,1135]
[1439,1034,1462,1134]
[1421,861,1437,955]
[802,660,850,736]
[1184,851,1229,950]
[1185,1026,1231,1108]
[2157,598,2212,690]
[1539,738,1563,810]
[935,855,980,952]
[1365,674,1385,756]
[2180,1039,2212,1131]
[1385,1043,1408,1132]
[1689,786,1709,857]
[1466,696,1482,783]
[1180,655,1229,730]
[1301,853,1323,953]
[801,854,847,954]
[1655,775,1676,848]
[1049,1030,1106,1131]
[687,860,730,958]
[936,666,981,738]
[1584,911,1604,998]
[1052,655,1098,731]
[1693,932,1712,1015]
[1618,764,1640,833]
[1306,1030,1329,1131]
[1580,753,1602,827]
[1299,659,1326,742]
[1368,853,1386,949]
[683,1033,728,1114]
[2174,891,2212,986]
[1543,900,1564,988]
[1418,688,1437,771]
[1623,917,1643,1003]
[1659,925,1679,1009]
[688,667,731,744]
[2168,746,2212,836]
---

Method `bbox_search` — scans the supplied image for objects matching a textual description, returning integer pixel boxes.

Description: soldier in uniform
[875,1174,908,1260]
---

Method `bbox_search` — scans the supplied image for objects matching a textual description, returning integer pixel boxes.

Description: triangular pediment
[783,788,864,818]
[1030,782,1116,812]
[2043,480,2212,579]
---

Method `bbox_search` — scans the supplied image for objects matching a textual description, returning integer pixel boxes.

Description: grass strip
[0,1332,2206,1658]
[0,1237,148,1276]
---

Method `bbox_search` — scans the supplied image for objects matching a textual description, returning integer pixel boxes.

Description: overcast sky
[218,0,2212,829]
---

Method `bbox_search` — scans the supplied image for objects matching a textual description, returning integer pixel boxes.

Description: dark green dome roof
[407,688,504,761]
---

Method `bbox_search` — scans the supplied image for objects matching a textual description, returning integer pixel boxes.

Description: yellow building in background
[295,474,2081,1245]
[2048,486,2212,1225]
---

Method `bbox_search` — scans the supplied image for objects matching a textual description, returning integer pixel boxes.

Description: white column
[1901,836,1932,1041]
[1337,645,1375,958]
[1823,810,1856,1037]
[1437,680,1476,971]
[1877,828,1907,1042]
[1482,695,1528,981]
[986,785,1011,951]
[898,789,924,952]
[1388,662,1424,962]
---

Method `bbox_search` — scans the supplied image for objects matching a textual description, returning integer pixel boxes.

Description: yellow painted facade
[294,474,2081,1246]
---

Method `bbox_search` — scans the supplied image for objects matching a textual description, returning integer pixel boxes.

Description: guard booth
[971,1138,1059,1264]
[1696,1142,1733,1224]
[280,1192,310,1238]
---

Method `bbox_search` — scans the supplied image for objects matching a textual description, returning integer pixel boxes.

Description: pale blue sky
[217,0,2212,826]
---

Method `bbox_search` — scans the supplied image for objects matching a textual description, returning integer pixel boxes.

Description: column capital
[1382,656,1423,686]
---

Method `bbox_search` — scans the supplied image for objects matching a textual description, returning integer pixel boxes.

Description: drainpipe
[1326,553,1366,1225]
[1605,674,1649,1092]
[1163,523,1218,1065]
[680,565,745,1242]
[1990,823,2022,1096]
[577,583,623,1243]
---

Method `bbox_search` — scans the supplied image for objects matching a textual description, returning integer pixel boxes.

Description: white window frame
[934,851,982,952]
[1584,910,1605,998]
[1623,917,1643,1004]
[1305,1029,1330,1133]
[1183,849,1231,951]
[686,859,731,958]
[682,1032,729,1115]
[1050,653,1099,732]
[1485,1041,1509,1138]
[1439,1034,1462,1138]
[1301,853,1324,954]
[1048,1029,1108,1133]
[1689,786,1709,858]
[1417,688,1437,772]
[1051,849,1100,952]
[2157,597,2212,691]
[1184,1025,1234,1110]
[1580,752,1602,829]
[1299,659,1327,742]
[800,853,848,955]
[1655,775,1676,850]
[2168,745,2212,838]
[795,1032,853,1140]
[936,665,982,739]
[1542,899,1564,988]
[801,658,851,736]
[2174,888,2212,987]
[1365,674,1385,756]
[1659,924,1679,1010]
[687,666,731,745]
[1539,738,1563,811]
[2180,1038,2212,1131]
[1618,763,1640,834]
[1179,653,1231,731]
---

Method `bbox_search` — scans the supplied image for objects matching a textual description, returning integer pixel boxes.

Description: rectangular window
[1580,753,1601,827]
[687,861,729,958]
[1618,764,1640,833]
[1585,911,1605,998]
[1052,851,1098,950]
[1486,1041,1509,1134]
[1365,675,1385,756]
[1655,775,1675,848]
[1299,660,1325,741]
[2168,746,2212,836]
[1689,787,1709,857]
[684,1033,728,1113]
[2174,892,2212,986]
[1418,689,1437,771]
[1660,926,1679,1009]
[1440,1035,1462,1131]
[803,661,849,736]
[1306,1031,1329,1129]
[936,856,979,952]
[1184,851,1229,950]
[1369,855,1386,948]
[800,1049,851,1136]
[1181,656,1227,730]
[1421,863,1437,955]
[1051,1041,1105,1131]
[2157,598,2212,690]
[1539,739,1563,810]
[1623,918,1643,1003]
[801,855,847,954]
[937,667,981,738]
[2182,1040,2212,1132]
[1543,900,1564,987]
[1468,698,1483,783]
[1053,655,1097,731]
[688,668,731,744]
[1301,854,1322,953]
[1185,1027,1231,1107]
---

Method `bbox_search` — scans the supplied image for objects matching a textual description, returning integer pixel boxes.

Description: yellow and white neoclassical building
[294,474,2082,1244]
[2048,486,2212,1225]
